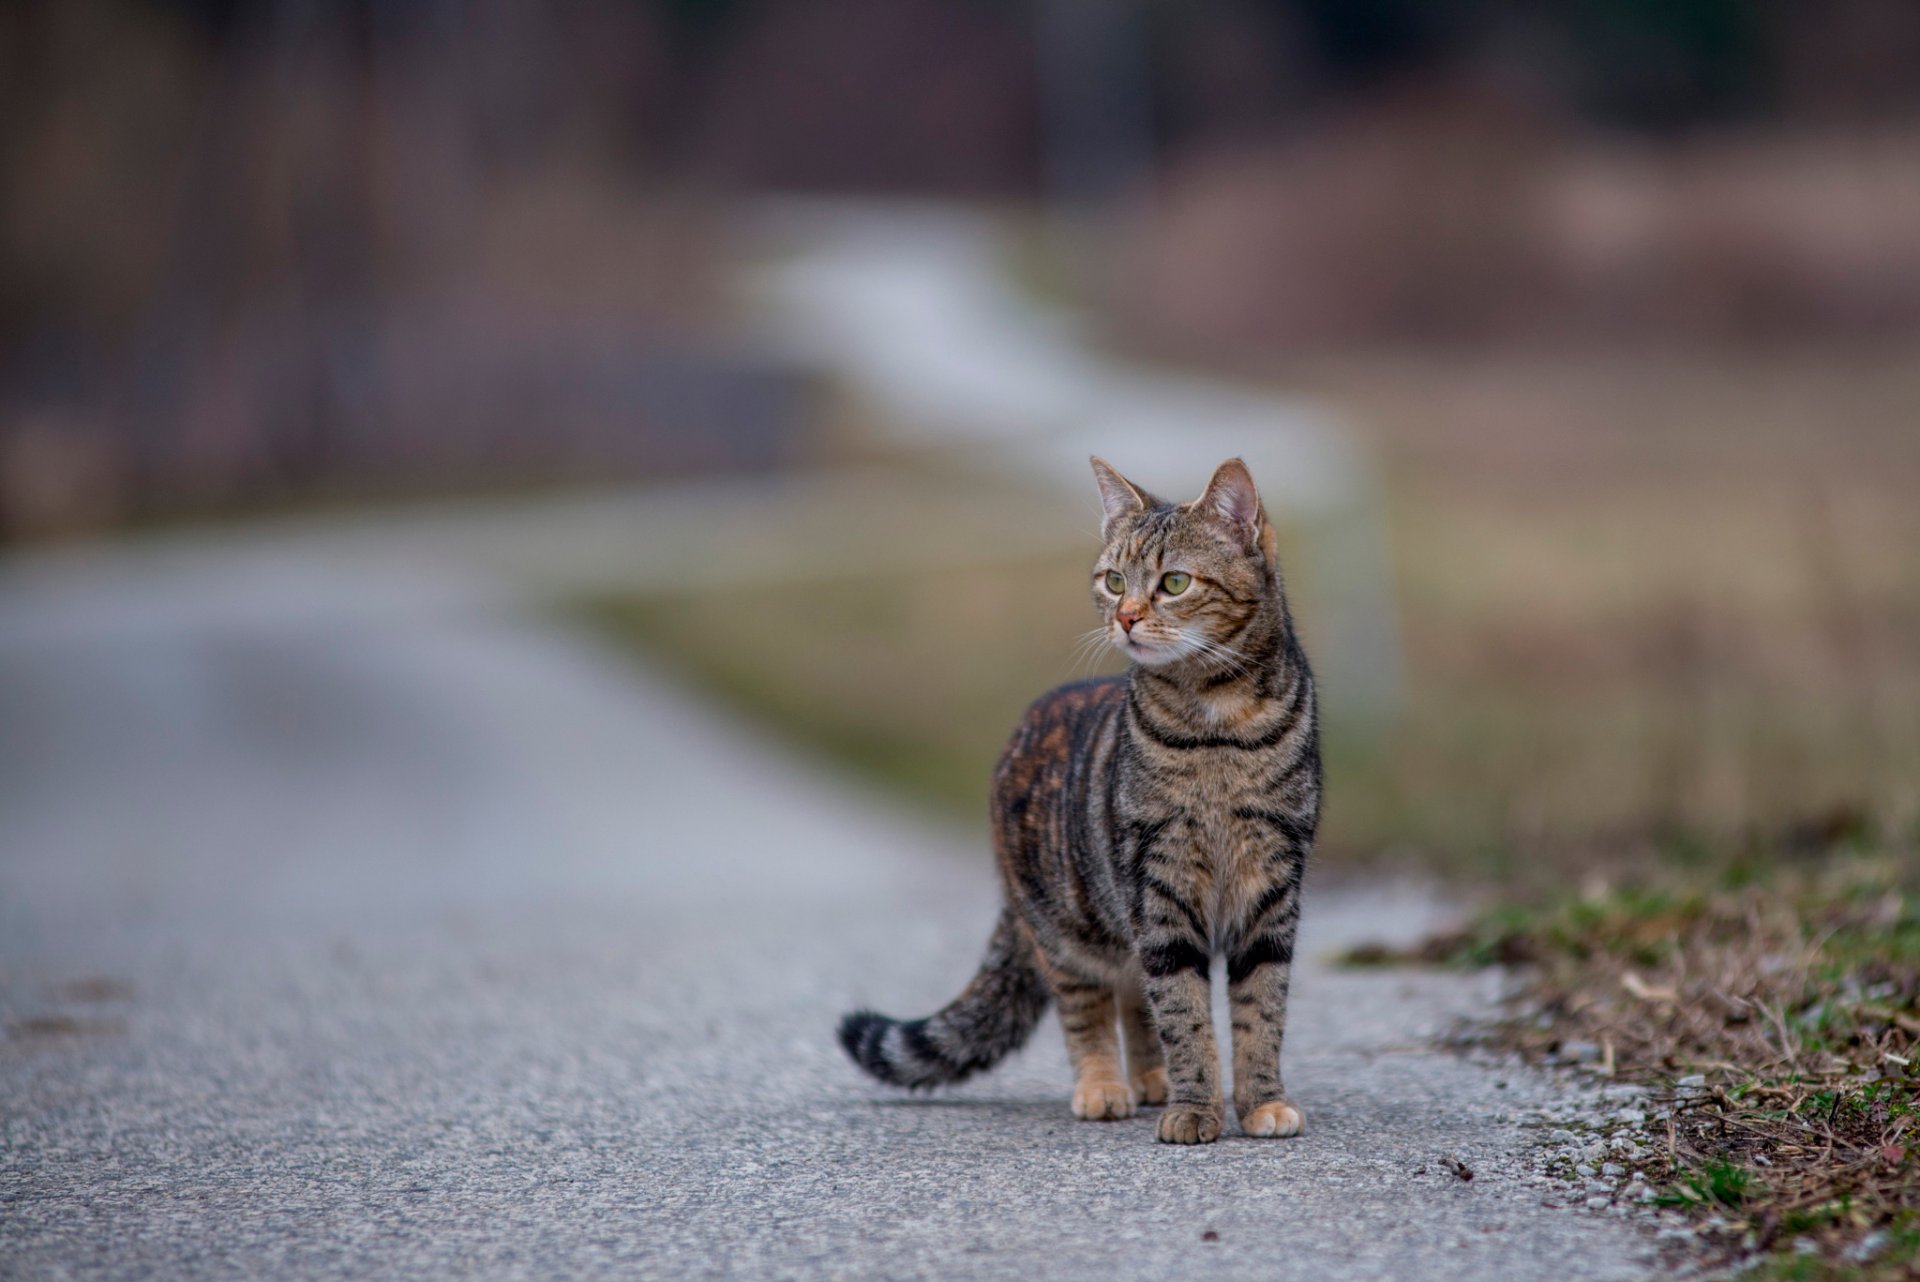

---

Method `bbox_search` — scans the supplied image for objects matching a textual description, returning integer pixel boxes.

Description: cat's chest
[1149,754,1273,828]
[1152,776,1296,937]
[1168,780,1277,867]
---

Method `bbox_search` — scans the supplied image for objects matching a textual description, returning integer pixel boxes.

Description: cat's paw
[1132,1067,1169,1106]
[1072,1078,1136,1120]
[1155,1106,1222,1144]
[1240,1099,1304,1138]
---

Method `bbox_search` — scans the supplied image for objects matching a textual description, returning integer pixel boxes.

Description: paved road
[0,527,1654,1281]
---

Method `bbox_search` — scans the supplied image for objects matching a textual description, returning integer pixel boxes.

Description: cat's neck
[1129,599,1296,731]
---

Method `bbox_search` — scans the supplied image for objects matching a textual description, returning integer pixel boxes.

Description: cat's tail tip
[837,1009,895,1079]
[836,1009,943,1090]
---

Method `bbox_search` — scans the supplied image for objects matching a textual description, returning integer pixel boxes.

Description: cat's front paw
[1072,1078,1136,1120]
[1240,1099,1304,1138]
[1131,1067,1169,1106]
[1155,1106,1222,1144]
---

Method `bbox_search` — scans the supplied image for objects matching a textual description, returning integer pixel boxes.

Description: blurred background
[4,0,1918,883]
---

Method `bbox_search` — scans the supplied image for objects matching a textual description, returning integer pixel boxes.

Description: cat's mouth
[1115,632,1179,665]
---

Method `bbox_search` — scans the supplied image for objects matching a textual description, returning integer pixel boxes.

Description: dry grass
[1359,853,1920,1273]
[1281,348,1920,872]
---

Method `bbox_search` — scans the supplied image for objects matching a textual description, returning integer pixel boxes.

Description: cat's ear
[1090,456,1153,536]
[1195,457,1264,551]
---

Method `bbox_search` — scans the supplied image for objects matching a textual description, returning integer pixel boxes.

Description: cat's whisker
[1065,626,1117,678]
[1191,630,1256,664]
[1069,626,1110,655]
[1201,634,1262,673]
[1179,631,1254,679]
[1205,648,1254,680]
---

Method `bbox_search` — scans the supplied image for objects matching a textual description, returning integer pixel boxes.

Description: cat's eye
[1103,571,1125,594]
[1160,572,1191,595]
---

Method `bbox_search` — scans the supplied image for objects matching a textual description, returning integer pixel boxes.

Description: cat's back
[990,676,1127,852]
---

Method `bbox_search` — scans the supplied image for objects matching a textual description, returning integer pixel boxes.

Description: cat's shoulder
[1023,674,1127,720]
[995,676,1127,790]
[1005,676,1129,746]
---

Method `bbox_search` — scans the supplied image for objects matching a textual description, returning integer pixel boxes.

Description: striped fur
[839,457,1320,1144]
[837,909,1051,1089]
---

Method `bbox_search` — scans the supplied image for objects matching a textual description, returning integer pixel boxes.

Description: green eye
[1161,572,1191,595]
[1103,570,1125,593]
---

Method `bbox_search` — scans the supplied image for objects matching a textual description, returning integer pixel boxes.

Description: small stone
[1601,1163,1625,1177]
[1585,1195,1611,1210]
[1564,1041,1601,1064]
[1847,1230,1890,1263]
[1676,1074,1707,1090]
[1614,1109,1646,1127]
[1574,1164,1595,1178]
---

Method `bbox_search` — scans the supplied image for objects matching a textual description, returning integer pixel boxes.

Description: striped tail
[838,909,1051,1089]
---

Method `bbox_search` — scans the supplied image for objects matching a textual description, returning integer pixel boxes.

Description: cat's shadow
[857,1096,1078,1118]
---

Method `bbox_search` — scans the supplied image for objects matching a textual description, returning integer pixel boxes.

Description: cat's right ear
[1090,456,1152,537]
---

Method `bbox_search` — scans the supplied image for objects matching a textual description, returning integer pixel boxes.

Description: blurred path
[0,526,1656,1281]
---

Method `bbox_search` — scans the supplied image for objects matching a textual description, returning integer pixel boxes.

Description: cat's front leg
[1138,934,1222,1144]
[1226,886,1305,1138]
[1118,983,1168,1105]
[1040,963,1134,1121]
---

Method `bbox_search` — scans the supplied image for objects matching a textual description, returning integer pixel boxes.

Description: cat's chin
[1115,637,1181,667]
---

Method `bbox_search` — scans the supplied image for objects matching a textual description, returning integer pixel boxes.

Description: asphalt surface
[0,528,1657,1281]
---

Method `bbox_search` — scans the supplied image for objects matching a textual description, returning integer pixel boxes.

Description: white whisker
[1179,630,1260,680]
[1064,625,1118,678]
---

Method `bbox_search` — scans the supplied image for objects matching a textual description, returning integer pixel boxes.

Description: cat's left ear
[1090,456,1155,537]
[1194,457,1264,551]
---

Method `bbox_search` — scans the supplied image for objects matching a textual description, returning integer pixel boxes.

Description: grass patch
[1359,854,1920,1272]
[1659,1159,1754,1211]
[581,549,1126,822]
[1747,1226,1920,1281]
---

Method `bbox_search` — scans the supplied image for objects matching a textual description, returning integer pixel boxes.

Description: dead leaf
[1622,972,1679,1004]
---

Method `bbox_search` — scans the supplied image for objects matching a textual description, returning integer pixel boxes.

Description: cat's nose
[1117,609,1142,633]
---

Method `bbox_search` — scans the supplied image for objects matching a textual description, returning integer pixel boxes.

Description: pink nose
[1117,610,1142,633]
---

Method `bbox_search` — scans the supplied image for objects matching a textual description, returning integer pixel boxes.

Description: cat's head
[1089,456,1277,669]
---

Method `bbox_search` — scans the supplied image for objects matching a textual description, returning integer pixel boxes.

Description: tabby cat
[838,457,1320,1144]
